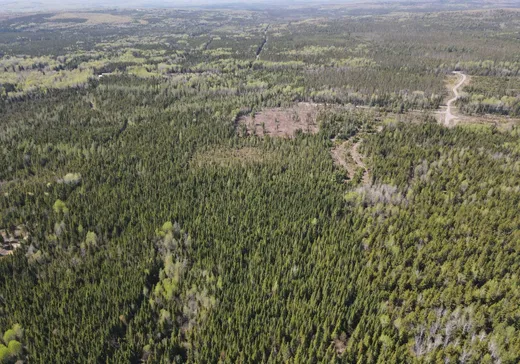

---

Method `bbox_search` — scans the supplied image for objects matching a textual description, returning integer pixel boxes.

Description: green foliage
[0,5,519,364]
[0,345,9,362]
[85,231,97,247]
[0,325,24,362]
[10,325,22,340]
[457,76,520,116]
[1,330,15,345]
[7,341,21,356]
[60,173,82,185]
[161,221,173,233]
[52,199,68,214]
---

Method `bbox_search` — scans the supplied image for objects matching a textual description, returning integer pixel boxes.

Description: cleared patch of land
[238,103,320,138]
[331,139,370,184]
[330,141,352,176]
[0,225,28,257]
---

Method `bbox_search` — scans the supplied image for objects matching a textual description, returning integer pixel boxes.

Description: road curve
[445,71,467,126]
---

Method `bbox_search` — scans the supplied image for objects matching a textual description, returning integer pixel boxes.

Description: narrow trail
[256,24,270,60]
[203,37,213,51]
[445,71,467,126]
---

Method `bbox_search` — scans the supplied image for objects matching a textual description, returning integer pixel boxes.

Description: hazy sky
[0,0,364,12]
[3,0,513,13]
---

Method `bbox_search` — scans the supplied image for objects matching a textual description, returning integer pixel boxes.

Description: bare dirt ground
[238,103,320,138]
[352,142,371,185]
[0,225,27,257]
[330,141,351,173]
[331,139,370,184]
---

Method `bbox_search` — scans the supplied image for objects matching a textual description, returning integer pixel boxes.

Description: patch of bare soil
[0,225,28,257]
[331,139,370,184]
[331,141,353,177]
[238,103,320,138]
[352,142,371,185]
[332,337,347,355]
[191,147,273,168]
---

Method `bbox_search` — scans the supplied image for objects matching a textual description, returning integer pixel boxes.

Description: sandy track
[445,71,467,126]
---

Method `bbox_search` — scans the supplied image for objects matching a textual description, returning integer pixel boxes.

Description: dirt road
[445,71,467,126]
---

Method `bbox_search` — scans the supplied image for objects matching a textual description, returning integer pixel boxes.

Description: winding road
[445,71,467,126]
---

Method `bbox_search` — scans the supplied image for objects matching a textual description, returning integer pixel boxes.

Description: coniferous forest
[1,2,520,363]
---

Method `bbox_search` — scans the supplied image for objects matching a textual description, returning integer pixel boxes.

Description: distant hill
[0,0,519,13]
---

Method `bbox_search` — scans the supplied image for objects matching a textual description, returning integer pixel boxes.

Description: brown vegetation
[238,103,320,138]
[0,225,28,257]
[331,140,370,184]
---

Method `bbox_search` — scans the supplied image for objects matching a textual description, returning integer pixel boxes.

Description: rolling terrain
[1,3,520,363]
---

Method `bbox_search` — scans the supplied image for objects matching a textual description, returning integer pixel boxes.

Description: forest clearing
[1,2,520,363]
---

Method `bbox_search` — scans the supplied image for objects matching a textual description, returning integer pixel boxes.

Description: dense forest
[1,3,520,363]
